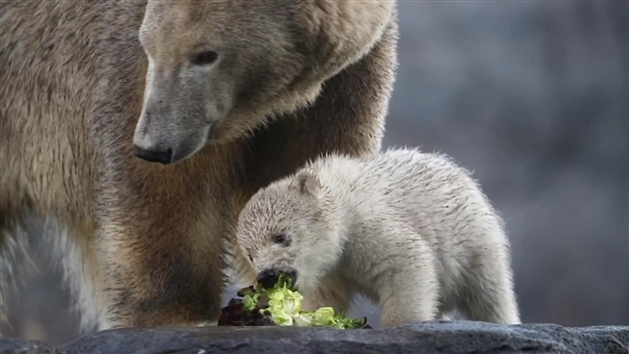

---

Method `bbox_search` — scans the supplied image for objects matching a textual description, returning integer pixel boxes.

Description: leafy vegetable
[218,275,371,329]
[290,306,370,329]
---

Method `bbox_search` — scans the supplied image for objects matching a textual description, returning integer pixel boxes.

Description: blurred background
[2,0,627,344]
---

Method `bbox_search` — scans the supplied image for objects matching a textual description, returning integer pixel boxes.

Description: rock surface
[1,321,628,354]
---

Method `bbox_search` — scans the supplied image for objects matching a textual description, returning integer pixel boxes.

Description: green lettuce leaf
[236,274,368,329]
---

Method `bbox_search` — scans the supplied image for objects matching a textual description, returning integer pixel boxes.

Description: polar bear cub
[235,148,521,327]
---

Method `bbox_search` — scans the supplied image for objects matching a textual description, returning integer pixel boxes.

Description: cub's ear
[291,169,321,197]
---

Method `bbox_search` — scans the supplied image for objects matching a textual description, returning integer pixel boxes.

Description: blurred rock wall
[2,1,627,345]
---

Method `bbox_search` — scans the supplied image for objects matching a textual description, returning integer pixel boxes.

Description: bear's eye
[191,51,219,66]
[272,234,287,244]
[248,254,254,262]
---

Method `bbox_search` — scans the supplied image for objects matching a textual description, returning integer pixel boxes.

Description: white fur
[235,147,521,327]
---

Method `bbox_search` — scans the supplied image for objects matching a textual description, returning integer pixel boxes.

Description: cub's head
[236,169,342,293]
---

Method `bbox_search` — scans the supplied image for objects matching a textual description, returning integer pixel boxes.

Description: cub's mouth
[256,267,297,290]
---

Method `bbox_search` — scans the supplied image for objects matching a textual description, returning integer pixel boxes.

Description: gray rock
[1,321,628,354]
[0,338,58,354]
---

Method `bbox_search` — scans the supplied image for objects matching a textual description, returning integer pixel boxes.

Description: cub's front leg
[377,268,440,327]
[300,273,355,315]
[375,238,440,327]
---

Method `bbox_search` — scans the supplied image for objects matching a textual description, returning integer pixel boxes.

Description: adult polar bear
[0,0,398,331]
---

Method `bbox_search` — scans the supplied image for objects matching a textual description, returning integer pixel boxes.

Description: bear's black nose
[256,268,279,289]
[133,145,173,165]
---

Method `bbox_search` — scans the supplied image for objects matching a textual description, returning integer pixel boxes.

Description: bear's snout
[133,145,173,165]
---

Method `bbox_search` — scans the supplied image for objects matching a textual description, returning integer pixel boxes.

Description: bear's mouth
[206,119,218,141]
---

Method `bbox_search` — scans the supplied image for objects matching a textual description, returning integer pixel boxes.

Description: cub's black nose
[257,268,279,289]
[133,145,173,165]
[257,268,298,289]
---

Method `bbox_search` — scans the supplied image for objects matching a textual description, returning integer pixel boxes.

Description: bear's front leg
[94,146,239,329]
[96,211,227,328]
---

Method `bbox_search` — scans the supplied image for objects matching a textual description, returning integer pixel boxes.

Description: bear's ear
[291,169,321,197]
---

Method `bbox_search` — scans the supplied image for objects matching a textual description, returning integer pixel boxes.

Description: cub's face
[237,171,341,293]
[134,0,318,164]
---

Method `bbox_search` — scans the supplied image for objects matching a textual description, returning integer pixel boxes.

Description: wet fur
[0,0,398,331]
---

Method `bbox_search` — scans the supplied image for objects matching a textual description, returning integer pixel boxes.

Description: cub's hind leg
[456,242,521,324]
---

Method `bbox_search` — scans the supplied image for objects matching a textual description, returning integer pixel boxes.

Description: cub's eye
[272,234,287,244]
[248,254,254,262]
[191,50,219,66]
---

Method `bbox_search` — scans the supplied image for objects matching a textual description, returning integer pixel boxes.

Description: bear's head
[236,168,343,293]
[132,0,392,164]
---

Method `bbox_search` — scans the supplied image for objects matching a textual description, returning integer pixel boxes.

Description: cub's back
[310,148,499,240]
[358,149,498,238]
[361,148,478,202]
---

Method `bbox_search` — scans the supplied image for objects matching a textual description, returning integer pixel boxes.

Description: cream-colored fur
[235,148,521,327]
